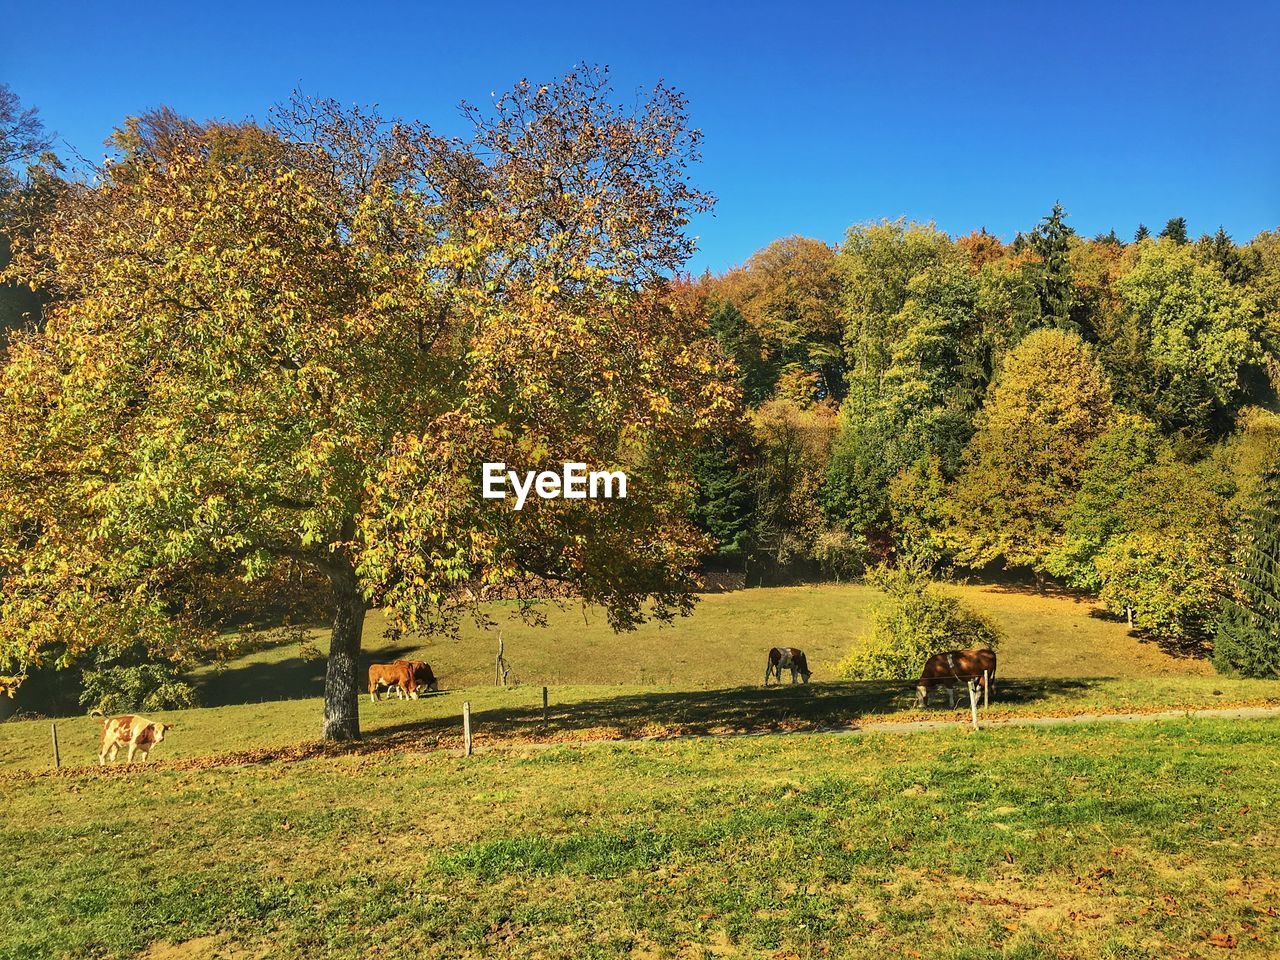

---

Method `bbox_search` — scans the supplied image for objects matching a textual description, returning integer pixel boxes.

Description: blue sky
[5,0,1278,272]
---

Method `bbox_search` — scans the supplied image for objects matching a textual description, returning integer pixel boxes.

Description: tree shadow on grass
[361,677,1103,750]
[51,677,1111,775]
[194,645,427,707]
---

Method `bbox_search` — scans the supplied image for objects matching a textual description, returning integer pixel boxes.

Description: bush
[837,567,1001,680]
[79,656,199,715]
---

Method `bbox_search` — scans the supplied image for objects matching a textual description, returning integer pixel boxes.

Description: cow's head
[149,722,169,744]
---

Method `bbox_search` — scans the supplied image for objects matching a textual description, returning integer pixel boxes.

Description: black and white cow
[764,647,812,685]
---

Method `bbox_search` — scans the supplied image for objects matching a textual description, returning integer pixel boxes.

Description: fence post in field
[463,701,472,757]
[982,670,989,710]
[967,681,980,732]
[542,686,548,724]
[51,722,61,771]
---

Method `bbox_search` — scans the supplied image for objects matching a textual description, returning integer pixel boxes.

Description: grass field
[4,583,1280,958]
[4,718,1279,959]
[193,583,1214,708]
[3,582,1279,774]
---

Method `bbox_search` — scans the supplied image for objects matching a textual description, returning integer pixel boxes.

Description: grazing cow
[94,713,172,765]
[764,647,812,685]
[368,661,417,702]
[916,649,997,708]
[395,660,439,694]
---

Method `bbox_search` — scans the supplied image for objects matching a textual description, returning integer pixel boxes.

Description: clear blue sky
[5,0,1278,272]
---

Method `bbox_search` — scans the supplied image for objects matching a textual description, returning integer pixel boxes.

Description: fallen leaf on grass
[1207,932,1238,949]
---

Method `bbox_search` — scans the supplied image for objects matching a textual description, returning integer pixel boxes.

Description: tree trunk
[322,561,366,742]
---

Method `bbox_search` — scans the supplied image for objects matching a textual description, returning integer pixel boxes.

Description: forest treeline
[678,210,1280,656]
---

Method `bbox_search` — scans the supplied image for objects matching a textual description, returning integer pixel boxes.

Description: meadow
[3,583,1280,959]
[3,718,1279,959]
[3,582,1279,774]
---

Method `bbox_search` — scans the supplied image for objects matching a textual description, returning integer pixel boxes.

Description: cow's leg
[126,743,137,763]
[138,750,149,763]
[915,684,927,708]
[946,686,957,709]
[764,663,772,686]
[108,743,119,763]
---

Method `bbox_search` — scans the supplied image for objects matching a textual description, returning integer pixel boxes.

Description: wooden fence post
[463,701,472,757]
[542,686,548,724]
[51,722,60,771]
[967,681,980,732]
[982,669,989,710]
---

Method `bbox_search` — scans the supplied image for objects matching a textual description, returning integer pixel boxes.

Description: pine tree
[1134,223,1151,242]
[1214,455,1280,677]
[1031,202,1075,327]
[1159,216,1189,244]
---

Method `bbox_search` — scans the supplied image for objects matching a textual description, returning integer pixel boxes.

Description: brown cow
[916,649,997,708]
[94,712,172,765]
[764,647,812,685]
[368,661,417,702]
[395,660,439,694]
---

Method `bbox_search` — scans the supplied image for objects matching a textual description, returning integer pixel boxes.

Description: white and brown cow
[915,648,997,708]
[764,647,812,685]
[95,713,172,765]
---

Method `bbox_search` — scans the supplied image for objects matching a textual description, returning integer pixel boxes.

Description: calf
[764,647,812,685]
[368,661,417,702]
[916,648,997,708]
[395,660,439,694]
[95,713,172,765]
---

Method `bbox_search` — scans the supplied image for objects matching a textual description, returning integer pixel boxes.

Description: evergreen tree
[690,438,755,565]
[1198,227,1256,285]
[1159,216,1189,244]
[1214,455,1280,677]
[1134,223,1151,242]
[1030,202,1075,326]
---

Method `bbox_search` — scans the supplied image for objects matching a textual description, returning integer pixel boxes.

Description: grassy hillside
[193,582,1211,711]
[6,581,1279,774]
[4,718,1279,959]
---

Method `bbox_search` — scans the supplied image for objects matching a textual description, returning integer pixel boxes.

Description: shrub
[837,567,1001,680]
[79,654,199,715]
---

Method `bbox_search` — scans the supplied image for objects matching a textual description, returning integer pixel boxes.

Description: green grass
[4,674,1280,775]
[4,718,1279,959]
[193,582,1213,712]
[3,582,1278,774]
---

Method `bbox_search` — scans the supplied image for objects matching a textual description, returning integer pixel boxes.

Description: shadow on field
[57,677,1112,774]
[197,646,425,707]
[364,677,1101,748]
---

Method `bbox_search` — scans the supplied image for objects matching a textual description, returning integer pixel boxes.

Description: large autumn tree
[0,69,736,740]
